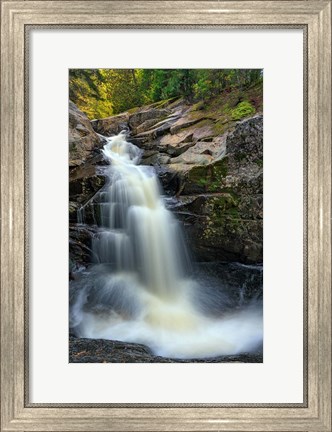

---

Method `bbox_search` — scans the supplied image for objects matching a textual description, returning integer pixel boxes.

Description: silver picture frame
[1,1,331,431]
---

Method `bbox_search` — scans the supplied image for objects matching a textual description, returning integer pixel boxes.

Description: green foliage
[69,69,113,119]
[231,101,255,121]
[69,69,263,119]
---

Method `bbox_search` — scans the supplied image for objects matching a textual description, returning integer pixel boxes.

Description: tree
[69,68,263,119]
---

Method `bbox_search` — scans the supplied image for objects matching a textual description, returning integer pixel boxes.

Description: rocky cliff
[69,85,263,266]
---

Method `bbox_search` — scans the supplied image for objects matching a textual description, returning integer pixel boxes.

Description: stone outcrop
[69,157,106,222]
[91,112,129,136]
[69,83,263,264]
[173,115,263,263]
[69,101,102,167]
[124,106,263,263]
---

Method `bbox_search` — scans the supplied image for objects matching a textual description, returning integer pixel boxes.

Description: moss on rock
[230,101,255,121]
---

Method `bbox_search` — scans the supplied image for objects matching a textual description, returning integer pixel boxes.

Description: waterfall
[71,132,263,359]
[92,132,190,298]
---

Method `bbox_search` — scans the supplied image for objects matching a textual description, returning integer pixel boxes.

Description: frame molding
[1,1,331,431]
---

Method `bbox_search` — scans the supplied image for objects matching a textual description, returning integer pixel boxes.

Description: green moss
[186,83,262,136]
[231,101,255,121]
[188,165,208,183]
[196,118,214,128]
[212,158,228,178]
[201,194,243,239]
[213,121,227,135]
[187,158,229,192]
[213,194,238,214]
[191,100,205,111]
[127,106,140,114]
[255,158,263,167]
[208,181,220,192]
[197,178,209,187]
[153,97,179,109]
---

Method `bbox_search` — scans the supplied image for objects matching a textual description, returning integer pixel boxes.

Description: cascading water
[70,131,263,359]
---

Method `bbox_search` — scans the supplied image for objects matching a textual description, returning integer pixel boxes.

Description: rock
[132,109,184,135]
[69,159,106,222]
[165,115,263,263]
[194,261,263,304]
[69,336,262,363]
[169,109,213,134]
[170,116,202,134]
[134,118,163,135]
[131,120,174,146]
[170,139,224,165]
[69,101,102,166]
[227,114,263,160]
[182,115,263,195]
[159,119,215,150]
[129,107,170,131]
[143,153,171,166]
[68,89,263,264]
[156,166,183,196]
[69,224,98,274]
[164,141,195,158]
[91,112,129,136]
[175,193,263,263]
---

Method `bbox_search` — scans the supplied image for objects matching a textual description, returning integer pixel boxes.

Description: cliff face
[69,85,263,265]
[69,101,102,167]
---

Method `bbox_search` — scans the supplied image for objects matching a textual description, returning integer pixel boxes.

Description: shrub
[231,101,255,120]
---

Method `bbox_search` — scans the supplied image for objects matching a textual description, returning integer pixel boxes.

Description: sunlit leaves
[69,69,263,119]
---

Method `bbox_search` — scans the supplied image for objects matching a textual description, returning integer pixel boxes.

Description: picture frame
[0,1,331,431]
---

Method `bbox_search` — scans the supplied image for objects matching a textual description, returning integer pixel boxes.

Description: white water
[71,132,262,359]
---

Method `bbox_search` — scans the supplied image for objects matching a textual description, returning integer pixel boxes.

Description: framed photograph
[1,1,331,431]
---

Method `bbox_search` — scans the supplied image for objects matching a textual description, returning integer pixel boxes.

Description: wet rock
[193,261,263,305]
[69,162,106,223]
[175,193,263,263]
[69,92,263,264]
[69,336,263,363]
[69,224,98,273]
[156,166,183,196]
[143,153,171,166]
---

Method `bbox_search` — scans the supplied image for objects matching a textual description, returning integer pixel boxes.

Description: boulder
[166,115,263,263]
[169,107,213,134]
[91,112,129,136]
[181,115,263,195]
[159,119,215,147]
[143,153,171,166]
[68,88,263,264]
[129,107,170,131]
[69,158,106,222]
[69,224,98,275]
[175,193,263,263]
[69,101,102,167]
[170,139,224,165]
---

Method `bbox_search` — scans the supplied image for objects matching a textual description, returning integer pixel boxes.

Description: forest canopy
[69,69,263,120]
